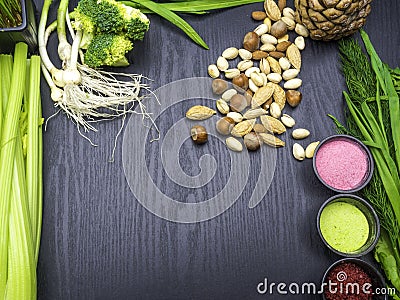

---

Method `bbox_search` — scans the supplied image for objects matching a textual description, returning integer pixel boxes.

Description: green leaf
[121,0,263,14]
[375,230,400,291]
[361,30,400,179]
[128,0,209,49]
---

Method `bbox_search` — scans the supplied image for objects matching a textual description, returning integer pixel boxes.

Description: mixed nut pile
[188,0,321,161]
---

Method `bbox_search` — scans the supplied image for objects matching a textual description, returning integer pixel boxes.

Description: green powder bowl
[317,194,380,257]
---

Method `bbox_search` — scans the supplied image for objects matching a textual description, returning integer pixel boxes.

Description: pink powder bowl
[313,135,374,192]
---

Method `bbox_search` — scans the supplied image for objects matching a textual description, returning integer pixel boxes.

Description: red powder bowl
[313,135,374,193]
[322,258,387,300]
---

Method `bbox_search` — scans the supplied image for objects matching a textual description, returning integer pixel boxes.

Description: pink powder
[315,138,369,191]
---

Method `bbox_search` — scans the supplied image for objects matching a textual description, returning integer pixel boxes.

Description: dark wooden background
[33,0,400,299]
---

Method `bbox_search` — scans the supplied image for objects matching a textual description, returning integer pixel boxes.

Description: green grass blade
[121,1,207,13]
[375,80,388,145]
[344,92,373,137]
[360,101,388,150]
[126,0,209,49]
[384,66,400,173]
[360,30,400,173]
[135,0,263,12]
[360,30,386,93]
[0,42,28,298]
[122,0,263,13]
[371,148,400,225]
[360,101,400,189]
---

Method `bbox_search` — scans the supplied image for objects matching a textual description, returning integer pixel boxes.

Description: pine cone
[294,0,372,41]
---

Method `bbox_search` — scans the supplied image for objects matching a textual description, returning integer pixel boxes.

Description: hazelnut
[212,79,228,95]
[286,90,302,107]
[270,20,287,38]
[232,74,249,91]
[216,117,235,135]
[243,32,260,52]
[191,125,208,144]
[229,94,248,112]
[244,132,261,151]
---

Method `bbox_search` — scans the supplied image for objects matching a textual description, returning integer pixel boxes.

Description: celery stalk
[35,117,43,263]
[6,140,36,300]
[26,56,42,262]
[0,42,28,298]
[0,60,2,136]
[0,55,13,116]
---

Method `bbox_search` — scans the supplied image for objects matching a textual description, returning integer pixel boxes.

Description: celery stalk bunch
[0,43,43,300]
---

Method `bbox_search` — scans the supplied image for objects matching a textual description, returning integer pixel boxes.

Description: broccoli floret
[74,0,149,40]
[84,33,133,68]
[123,6,150,40]
[73,0,149,67]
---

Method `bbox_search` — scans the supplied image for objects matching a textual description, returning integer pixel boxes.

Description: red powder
[324,262,373,300]
[315,138,368,191]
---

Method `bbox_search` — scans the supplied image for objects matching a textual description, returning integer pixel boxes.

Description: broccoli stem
[57,0,72,64]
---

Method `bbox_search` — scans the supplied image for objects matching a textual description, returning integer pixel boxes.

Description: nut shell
[216,117,235,135]
[286,90,302,107]
[212,79,228,95]
[230,94,248,112]
[270,20,288,38]
[191,125,208,144]
[232,74,249,90]
[244,132,261,151]
[243,32,260,52]
[252,11,267,21]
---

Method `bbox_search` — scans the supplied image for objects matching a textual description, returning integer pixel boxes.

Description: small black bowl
[317,194,380,257]
[321,258,388,300]
[313,134,374,193]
